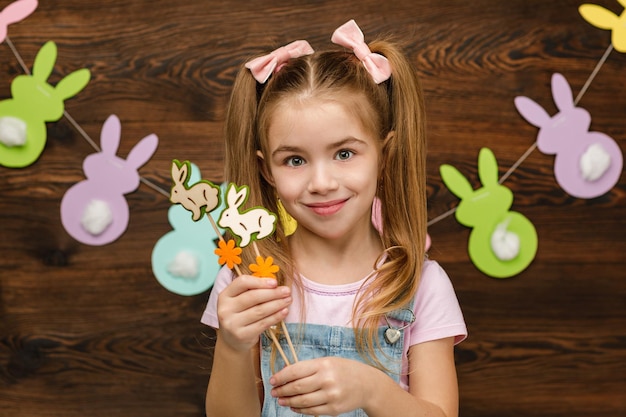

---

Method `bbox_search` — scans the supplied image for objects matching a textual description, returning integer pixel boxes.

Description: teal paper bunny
[0,41,90,168]
[152,163,227,296]
[440,148,538,278]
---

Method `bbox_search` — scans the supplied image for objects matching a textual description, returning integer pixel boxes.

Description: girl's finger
[224,275,279,297]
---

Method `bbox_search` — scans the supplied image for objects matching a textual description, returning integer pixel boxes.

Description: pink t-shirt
[201,259,467,390]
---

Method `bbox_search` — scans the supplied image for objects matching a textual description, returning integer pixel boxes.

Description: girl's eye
[336,150,354,161]
[286,156,305,167]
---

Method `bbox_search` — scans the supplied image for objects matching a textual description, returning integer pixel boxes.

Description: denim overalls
[260,304,415,417]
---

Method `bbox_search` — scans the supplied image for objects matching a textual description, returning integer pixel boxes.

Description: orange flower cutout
[214,239,242,269]
[249,256,280,278]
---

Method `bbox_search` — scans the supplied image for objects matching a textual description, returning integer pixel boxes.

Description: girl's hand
[269,357,379,416]
[217,275,291,353]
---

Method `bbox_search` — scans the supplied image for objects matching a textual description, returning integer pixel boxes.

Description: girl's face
[262,96,381,242]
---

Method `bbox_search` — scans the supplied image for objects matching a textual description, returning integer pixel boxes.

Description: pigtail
[224,65,259,188]
[353,40,427,372]
[223,63,294,286]
[374,39,427,298]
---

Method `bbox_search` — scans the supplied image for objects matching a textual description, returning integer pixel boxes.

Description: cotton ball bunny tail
[167,251,199,279]
[580,143,611,182]
[80,199,113,236]
[0,116,27,147]
[490,219,520,261]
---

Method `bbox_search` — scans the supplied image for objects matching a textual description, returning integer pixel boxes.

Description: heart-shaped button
[384,327,401,344]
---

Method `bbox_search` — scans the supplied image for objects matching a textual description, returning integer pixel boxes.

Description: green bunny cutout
[440,148,538,278]
[0,41,91,168]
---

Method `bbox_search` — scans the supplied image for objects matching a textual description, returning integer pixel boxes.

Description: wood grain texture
[1,0,624,416]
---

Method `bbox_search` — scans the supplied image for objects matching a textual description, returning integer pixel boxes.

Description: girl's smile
[305,198,349,216]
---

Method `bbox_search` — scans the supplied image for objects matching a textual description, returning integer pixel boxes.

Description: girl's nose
[307,162,339,194]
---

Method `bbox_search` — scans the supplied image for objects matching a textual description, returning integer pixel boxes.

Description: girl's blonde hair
[223,37,427,370]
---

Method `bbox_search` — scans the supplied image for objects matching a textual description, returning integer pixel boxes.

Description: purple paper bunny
[60,114,158,245]
[514,72,623,199]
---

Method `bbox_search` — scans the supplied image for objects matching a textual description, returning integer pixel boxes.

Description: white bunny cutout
[514,72,623,199]
[60,114,158,245]
[217,183,277,248]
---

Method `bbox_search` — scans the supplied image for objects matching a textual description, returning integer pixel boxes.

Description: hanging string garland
[1,0,624,289]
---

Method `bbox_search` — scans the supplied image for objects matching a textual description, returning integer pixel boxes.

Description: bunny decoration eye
[440,148,538,278]
[579,2,626,52]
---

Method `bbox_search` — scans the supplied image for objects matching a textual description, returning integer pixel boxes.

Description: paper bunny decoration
[218,183,277,248]
[0,0,38,43]
[152,163,227,296]
[579,1,626,52]
[170,159,221,221]
[440,148,538,278]
[514,73,623,199]
[60,115,158,245]
[0,41,90,168]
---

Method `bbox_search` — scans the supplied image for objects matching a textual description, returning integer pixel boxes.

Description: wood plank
[1,0,624,416]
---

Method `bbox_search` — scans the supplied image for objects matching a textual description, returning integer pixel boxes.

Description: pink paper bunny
[0,0,37,43]
[60,114,158,245]
[514,72,623,199]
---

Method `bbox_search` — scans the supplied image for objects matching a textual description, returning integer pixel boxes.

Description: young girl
[202,19,467,417]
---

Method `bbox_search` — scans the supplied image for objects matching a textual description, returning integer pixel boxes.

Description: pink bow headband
[245,40,314,84]
[245,20,392,84]
[331,19,391,84]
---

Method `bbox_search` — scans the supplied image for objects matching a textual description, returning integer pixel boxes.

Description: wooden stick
[252,241,262,258]
[280,321,298,363]
[268,326,290,366]
[251,242,298,363]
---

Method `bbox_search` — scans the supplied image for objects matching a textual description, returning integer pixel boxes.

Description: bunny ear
[0,0,38,25]
[100,114,121,154]
[440,164,474,200]
[171,160,188,185]
[514,96,551,128]
[226,183,248,208]
[477,147,499,186]
[32,40,56,82]
[55,68,90,100]
[551,73,574,111]
[187,162,202,184]
[579,4,619,30]
[126,133,158,170]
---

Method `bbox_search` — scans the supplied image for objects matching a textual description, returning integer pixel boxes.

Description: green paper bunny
[440,148,538,278]
[0,41,90,168]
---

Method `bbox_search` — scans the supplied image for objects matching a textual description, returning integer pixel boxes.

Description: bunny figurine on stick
[170,159,221,222]
[218,183,277,248]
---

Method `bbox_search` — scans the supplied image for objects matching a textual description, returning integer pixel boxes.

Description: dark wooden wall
[1,0,624,416]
